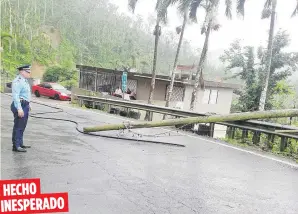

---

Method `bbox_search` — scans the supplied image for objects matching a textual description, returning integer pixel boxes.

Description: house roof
[76,65,242,90]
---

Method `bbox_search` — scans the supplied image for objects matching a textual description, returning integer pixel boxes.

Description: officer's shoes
[13,147,27,152]
[21,145,31,148]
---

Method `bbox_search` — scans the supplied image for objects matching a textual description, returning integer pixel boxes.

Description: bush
[43,66,66,82]
[127,111,140,119]
[42,66,78,89]
[119,110,128,117]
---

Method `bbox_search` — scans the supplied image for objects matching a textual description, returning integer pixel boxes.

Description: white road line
[183,134,298,168]
[32,98,298,168]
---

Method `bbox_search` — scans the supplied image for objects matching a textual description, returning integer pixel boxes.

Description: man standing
[11,65,32,152]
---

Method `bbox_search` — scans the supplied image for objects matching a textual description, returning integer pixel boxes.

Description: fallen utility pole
[275,130,298,133]
[83,109,298,133]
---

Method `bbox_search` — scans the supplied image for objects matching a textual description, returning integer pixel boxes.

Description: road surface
[1,93,298,214]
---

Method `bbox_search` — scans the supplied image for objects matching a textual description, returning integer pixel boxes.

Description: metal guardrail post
[226,126,231,138]
[264,134,273,150]
[280,137,287,152]
[252,131,260,145]
[149,111,153,121]
[209,123,215,137]
[231,127,236,139]
[241,129,248,143]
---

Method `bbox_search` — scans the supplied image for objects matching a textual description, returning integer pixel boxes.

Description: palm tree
[187,0,232,111]
[258,0,277,110]
[128,0,176,120]
[237,0,298,111]
[163,8,188,119]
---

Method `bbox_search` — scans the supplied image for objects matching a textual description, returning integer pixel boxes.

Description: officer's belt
[20,98,30,105]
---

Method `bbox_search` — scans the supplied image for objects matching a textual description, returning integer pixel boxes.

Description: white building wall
[183,86,234,138]
[183,86,233,114]
[134,79,235,138]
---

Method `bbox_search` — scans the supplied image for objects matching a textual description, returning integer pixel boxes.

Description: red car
[32,82,71,101]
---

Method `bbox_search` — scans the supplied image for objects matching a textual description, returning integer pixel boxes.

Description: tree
[1,0,198,78]
[128,0,176,120]
[220,30,298,112]
[163,7,188,119]
[236,0,298,111]
[271,80,296,110]
[258,0,277,111]
[184,0,232,111]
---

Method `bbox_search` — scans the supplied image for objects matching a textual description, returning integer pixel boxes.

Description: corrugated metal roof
[76,65,242,90]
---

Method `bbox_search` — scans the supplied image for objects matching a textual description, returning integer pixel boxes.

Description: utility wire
[1,92,186,147]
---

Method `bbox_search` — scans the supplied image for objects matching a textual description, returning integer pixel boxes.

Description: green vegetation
[3,0,296,108]
[221,30,298,113]
[43,66,78,89]
[220,129,298,161]
[0,0,199,79]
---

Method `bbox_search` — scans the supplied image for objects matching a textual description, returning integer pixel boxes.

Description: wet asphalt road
[1,93,298,214]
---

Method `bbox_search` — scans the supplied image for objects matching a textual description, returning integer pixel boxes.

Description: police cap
[17,65,31,73]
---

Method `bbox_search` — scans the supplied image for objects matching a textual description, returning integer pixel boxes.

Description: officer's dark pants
[11,101,30,148]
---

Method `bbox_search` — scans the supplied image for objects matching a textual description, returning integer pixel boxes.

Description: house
[77,65,241,137]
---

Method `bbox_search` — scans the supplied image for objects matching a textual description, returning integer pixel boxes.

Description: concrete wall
[134,79,234,138]
[134,100,181,121]
[135,78,167,101]
[183,86,233,114]
[183,86,233,138]
[134,78,185,121]
[135,79,233,115]
[136,85,234,138]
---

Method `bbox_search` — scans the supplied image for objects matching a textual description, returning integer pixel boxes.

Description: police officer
[11,65,32,152]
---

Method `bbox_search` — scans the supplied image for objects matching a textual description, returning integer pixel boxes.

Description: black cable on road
[1,93,185,148]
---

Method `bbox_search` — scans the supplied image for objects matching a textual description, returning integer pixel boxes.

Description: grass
[220,128,298,163]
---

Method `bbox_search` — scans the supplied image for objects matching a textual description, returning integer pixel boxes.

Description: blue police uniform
[11,65,32,152]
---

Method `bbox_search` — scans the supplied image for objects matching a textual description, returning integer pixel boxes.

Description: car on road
[32,82,71,101]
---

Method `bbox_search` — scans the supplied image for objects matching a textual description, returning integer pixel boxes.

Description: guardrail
[76,94,208,118]
[75,94,298,152]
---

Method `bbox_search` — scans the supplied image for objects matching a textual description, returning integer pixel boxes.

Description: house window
[202,89,210,104]
[165,85,184,102]
[202,89,218,104]
[209,90,218,104]
[127,79,137,92]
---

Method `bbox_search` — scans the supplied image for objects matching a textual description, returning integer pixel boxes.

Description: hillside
[1,0,296,94]
[1,0,236,82]
[0,1,192,75]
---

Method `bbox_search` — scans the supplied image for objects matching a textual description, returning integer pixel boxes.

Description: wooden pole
[83,109,298,133]
[275,130,298,133]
